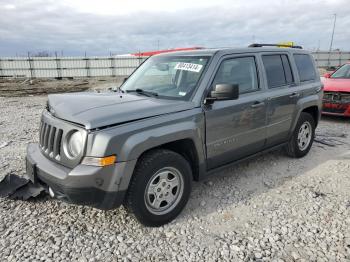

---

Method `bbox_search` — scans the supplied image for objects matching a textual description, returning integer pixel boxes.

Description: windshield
[121,55,210,100]
[331,64,350,79]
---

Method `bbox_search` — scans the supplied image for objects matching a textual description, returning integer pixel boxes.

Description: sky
[0,0,349,56]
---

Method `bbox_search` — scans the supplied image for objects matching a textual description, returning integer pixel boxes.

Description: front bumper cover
[26,143,134,210]
[322,101,350,117]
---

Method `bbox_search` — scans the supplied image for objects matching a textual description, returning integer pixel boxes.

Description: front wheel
[286,112,315,158]
[125,149,192,227]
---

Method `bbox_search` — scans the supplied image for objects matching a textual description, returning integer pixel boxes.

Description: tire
[285,112,315,158]
[125,149,192,227]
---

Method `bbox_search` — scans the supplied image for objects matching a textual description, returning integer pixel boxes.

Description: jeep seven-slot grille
[39,121,63,161]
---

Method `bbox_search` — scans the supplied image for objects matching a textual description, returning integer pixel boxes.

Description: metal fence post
[138,54,142,66]
[0,58,2,78]
[28,52,35,79]
[110,54,116,77]
[55,52,62,79]
[84,53,90,77]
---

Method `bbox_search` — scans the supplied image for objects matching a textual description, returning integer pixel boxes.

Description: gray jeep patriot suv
[26,44,323,226]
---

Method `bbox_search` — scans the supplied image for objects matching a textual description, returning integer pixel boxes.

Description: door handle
[250,101,265,108]
[289,92,300,98]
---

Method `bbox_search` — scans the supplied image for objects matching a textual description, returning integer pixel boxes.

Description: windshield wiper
[126,88,159,97]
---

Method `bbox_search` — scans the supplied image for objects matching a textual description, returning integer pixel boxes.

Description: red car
[322,62,350,117]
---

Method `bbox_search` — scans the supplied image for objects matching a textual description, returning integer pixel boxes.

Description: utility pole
[327,14,337,68]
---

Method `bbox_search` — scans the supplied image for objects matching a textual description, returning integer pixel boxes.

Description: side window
[281,55,293,84]
[293,54,316,82]
[262,55,293,88]
[212,57,259,94]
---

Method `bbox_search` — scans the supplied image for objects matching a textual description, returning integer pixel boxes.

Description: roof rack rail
[248,43,303,49]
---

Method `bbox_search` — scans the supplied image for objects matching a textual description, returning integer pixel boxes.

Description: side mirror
[206,84,239,104]
[323,73,332,78]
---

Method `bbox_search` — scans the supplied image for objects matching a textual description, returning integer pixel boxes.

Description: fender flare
[116,121,206,191]
[290,94,321,134]
[118,120,205,162]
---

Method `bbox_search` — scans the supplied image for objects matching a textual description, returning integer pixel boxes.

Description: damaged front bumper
[322,101,350,117]
[25,143,135,210]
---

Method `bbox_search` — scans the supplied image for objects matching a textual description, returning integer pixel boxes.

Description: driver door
[204,55,268,169]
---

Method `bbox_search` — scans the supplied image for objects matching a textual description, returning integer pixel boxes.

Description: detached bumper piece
[0,174,46,200]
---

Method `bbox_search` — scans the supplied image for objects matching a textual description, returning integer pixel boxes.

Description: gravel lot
[0,95,350,262]
[0,77,124,97]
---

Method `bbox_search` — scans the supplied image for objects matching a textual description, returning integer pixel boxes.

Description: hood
[47,92,196,129]
[321,77,350,92]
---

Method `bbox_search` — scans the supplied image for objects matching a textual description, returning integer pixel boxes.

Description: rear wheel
[286,112,315,158]
[125,149,192,227]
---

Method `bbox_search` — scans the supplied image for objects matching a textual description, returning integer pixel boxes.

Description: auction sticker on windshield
[175,62,203,73]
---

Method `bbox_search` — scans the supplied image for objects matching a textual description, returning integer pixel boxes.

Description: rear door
[204,55,268,169]
[261,53,299,147]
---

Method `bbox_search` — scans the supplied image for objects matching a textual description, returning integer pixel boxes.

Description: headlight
[66,131,83,158]
[341,93,350,102]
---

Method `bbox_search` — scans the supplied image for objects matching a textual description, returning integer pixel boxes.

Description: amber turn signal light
[81,155,116,167]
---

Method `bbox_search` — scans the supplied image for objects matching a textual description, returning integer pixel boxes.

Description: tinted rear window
[281,55,293,83]
[293,54,316,82]
[262,55,293,88]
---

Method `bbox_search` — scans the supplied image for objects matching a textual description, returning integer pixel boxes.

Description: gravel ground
[0,77,124,97]
[0,95,350,262]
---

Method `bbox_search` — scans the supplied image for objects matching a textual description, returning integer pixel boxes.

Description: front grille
[39,121,63,161]
[323,91,350,103]
[39,110,87,168]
